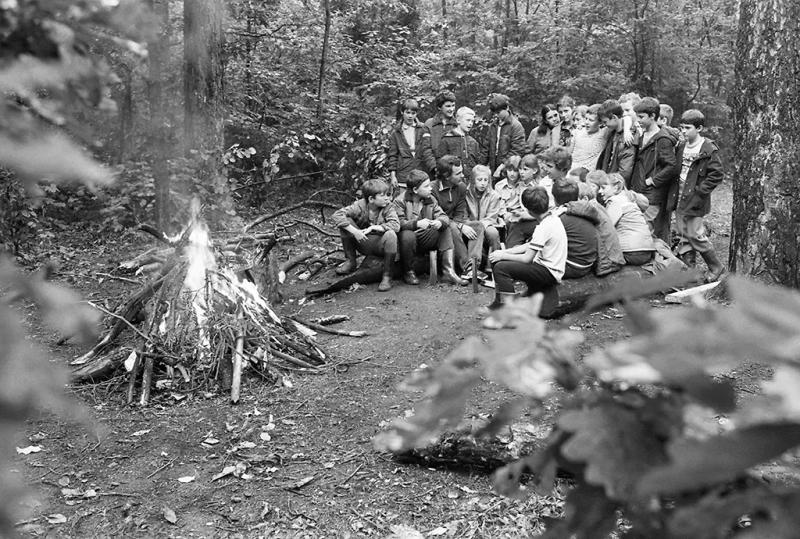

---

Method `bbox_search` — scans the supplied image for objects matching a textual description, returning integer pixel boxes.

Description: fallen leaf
[57,476,70,487]
[83,489,97,498]
[46,514,67,524]
[16,445,42,455]
[212,465,237,481]
[259,432,271,442]
[123,350,137,372]
[131,429,150,437]
[163,506,177,524]
[61,488,82,498]
[288,475,316,490]
[388,524,425,539]
[427,526,448,536]
[177,476,195,483]
[234,441,256,450]
[202,437,219,446]
[323,462,335,469]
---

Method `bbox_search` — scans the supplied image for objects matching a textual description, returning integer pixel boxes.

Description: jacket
[597,129,639,187]
[668,138,723,217]
[394,192,449,231]
[331,199,400,232]
[438,129,481,180]
[527,126,558,155]
[425,113,458,159]
[564,200,625,276]
[605,193,655,253]
[465,185,504,228]
[431,179,469,223]
[630,126,679,205]
[481,114,527,173]
[387,121,436,183]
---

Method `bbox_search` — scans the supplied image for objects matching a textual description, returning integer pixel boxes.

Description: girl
[527,104,561,155]
[386,98,436,189]
[465,164,504,276]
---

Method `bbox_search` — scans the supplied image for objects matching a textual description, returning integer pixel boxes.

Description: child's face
[473,174,490,193]
[680,123,702,143]
[370,192,391,208]
[545,109,561,128]
[440,101,456,119]
[601,115,620,131]
[637,112,655,129]
[620,101,635,117]
[506,167,520,183]
[520,164,538,183]
[600,182,616,201]
[585,112,598,126]
[414,179,432,198]
[402,108,418,125]
[456,113,475,133]
[558,106,574,124]
[572,112,586,129]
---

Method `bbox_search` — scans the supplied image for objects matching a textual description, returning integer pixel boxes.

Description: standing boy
[387,98,436,188]
[669,109,725,282]
[596,99,639,187]
[425,91,458,159]
[332,179,399,291]
[556,95,577,151]
[630,96,679,241]
[438,107,482,182]
[480,93,527,175]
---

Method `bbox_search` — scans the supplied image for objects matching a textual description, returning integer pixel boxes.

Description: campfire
[71,200,328,404]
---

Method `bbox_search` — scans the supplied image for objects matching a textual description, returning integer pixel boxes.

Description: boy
[488,186,567,310]
[596,99,639,186]
[552,179,598,279]
[425,90,458,159]
[499,153,540,247]
[331,179,399,291]
[465,164,504,277]
[431,155,472,283]
[387,98,436,189]
[438,107,482,181]
[556,95,577,151]
[480,93,527,175]
[630,96,679,242]
[669,109,725,282]
[537,145,571,202]
[657,103,681,141]
[395,170,464,286]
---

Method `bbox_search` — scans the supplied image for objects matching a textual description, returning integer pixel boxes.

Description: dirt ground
[11,181,741,538]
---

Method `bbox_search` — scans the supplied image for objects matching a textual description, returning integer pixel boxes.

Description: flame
[183,199,216,355]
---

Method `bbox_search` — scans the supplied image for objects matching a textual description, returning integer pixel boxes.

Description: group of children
[332,90,725,308]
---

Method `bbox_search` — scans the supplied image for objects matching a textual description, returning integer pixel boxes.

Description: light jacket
[630,126,679,205]
[331,199,400,232]
[465,185,504,228]
[387,121,436,183]
[605,192,655,253]
[669,138,723,217]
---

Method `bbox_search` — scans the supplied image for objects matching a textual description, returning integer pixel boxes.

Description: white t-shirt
[537,176,556,209]
[571,127,607,171]
[526,212,568,281]
[679,137,704,196]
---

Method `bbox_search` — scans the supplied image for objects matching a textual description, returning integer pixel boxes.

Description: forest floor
[10,179,763,538]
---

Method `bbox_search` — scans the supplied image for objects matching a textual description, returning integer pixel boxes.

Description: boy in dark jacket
[438,106,481,182]
[669,109,725,282]
[552,178,598,279]
[387,98,436,189]
[431,155,472,283]
[596,99,639,186]
[631,97,679,242]
[480,93,527,175]
[425,90,457,159]
[331,179,399,291]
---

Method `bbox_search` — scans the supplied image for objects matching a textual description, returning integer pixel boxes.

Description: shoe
[378,273,392,292]
[700,249,725,283]
[403,270,420,285]
[441,249,468,286]
[335,258,357,275]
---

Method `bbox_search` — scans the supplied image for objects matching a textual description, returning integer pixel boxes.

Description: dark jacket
[387,121,436,183]
[438,129,481,181]
[481,115,527,173]
[630,127,679,205]
[597,129,639,187]
[668,138,723,217]
[425,113,458,159]
[394,192,449,230]
[564,200,625,276]
[431,179,469,224]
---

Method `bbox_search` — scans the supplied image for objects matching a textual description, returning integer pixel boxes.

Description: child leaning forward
[331,179,399,292]
[465,164,503,277]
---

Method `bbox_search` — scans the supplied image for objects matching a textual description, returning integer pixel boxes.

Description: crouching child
[488,186,567,310]
[331,179,399,292]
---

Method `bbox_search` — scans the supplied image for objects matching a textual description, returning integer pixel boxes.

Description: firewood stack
[70,203,328,404]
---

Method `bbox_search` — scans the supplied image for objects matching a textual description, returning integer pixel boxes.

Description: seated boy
[498,153,540,248]
[394,169,464,285]
[465,164,503,277]
[552,179,598,279]
[331,179,399,291]
[488,186,567,310]
[431,155,472,283]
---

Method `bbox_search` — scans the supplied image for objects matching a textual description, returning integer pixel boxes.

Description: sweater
[331,199,400,232]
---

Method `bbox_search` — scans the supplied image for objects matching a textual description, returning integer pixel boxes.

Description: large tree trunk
[730,0,800,287]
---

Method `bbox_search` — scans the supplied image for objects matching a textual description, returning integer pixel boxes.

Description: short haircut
[588,103,601,115]
[520,186,550,215]
[406,169,430,190]
[456,106,475,120]
[552,178,579,205]
[539,145,572,172]
[488,93,510,112]
[619,92,642,106]
[586,169,608,186]
[634,97,660,119]
[399,98,419,113]
[436,154,462,181]
[471,164,491,181]
[520,153,539,170]
[574,104,589,117]
[435,91,457,108]
[577,182,597,199]
[504,154,522,172]
[604,172,626,195]
[568,167,589,182]
[557,95,576,109]
[680,109,705,128]
[659,104,674,124]
[361,179,390,200]
[597,99,623,120]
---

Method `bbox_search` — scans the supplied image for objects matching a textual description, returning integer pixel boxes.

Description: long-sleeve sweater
[331,199,400,232]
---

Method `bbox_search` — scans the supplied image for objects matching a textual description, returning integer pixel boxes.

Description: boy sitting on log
[331,179,399,292]
[552,178,598,279]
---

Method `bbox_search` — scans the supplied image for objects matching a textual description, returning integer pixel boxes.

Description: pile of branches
[71,219,329,405]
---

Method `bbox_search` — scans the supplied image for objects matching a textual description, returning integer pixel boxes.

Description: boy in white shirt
[487,186,567,309]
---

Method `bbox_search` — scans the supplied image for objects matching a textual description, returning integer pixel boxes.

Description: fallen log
[304,256,429,297]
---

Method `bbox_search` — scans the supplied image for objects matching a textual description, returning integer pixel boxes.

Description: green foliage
[376,277,800,537]
[0,171,41,257]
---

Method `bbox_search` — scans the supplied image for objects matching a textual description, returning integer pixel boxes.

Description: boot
[700,249,725,283]
[441,249,468,286]
[679,250,696,268]
[378,252,393,292]
[336,242,358,275]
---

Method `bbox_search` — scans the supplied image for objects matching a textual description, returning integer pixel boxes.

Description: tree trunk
[116,64,133,164]
[316,0,331,120]
[729,0,800,287]
[148,0,170,233]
